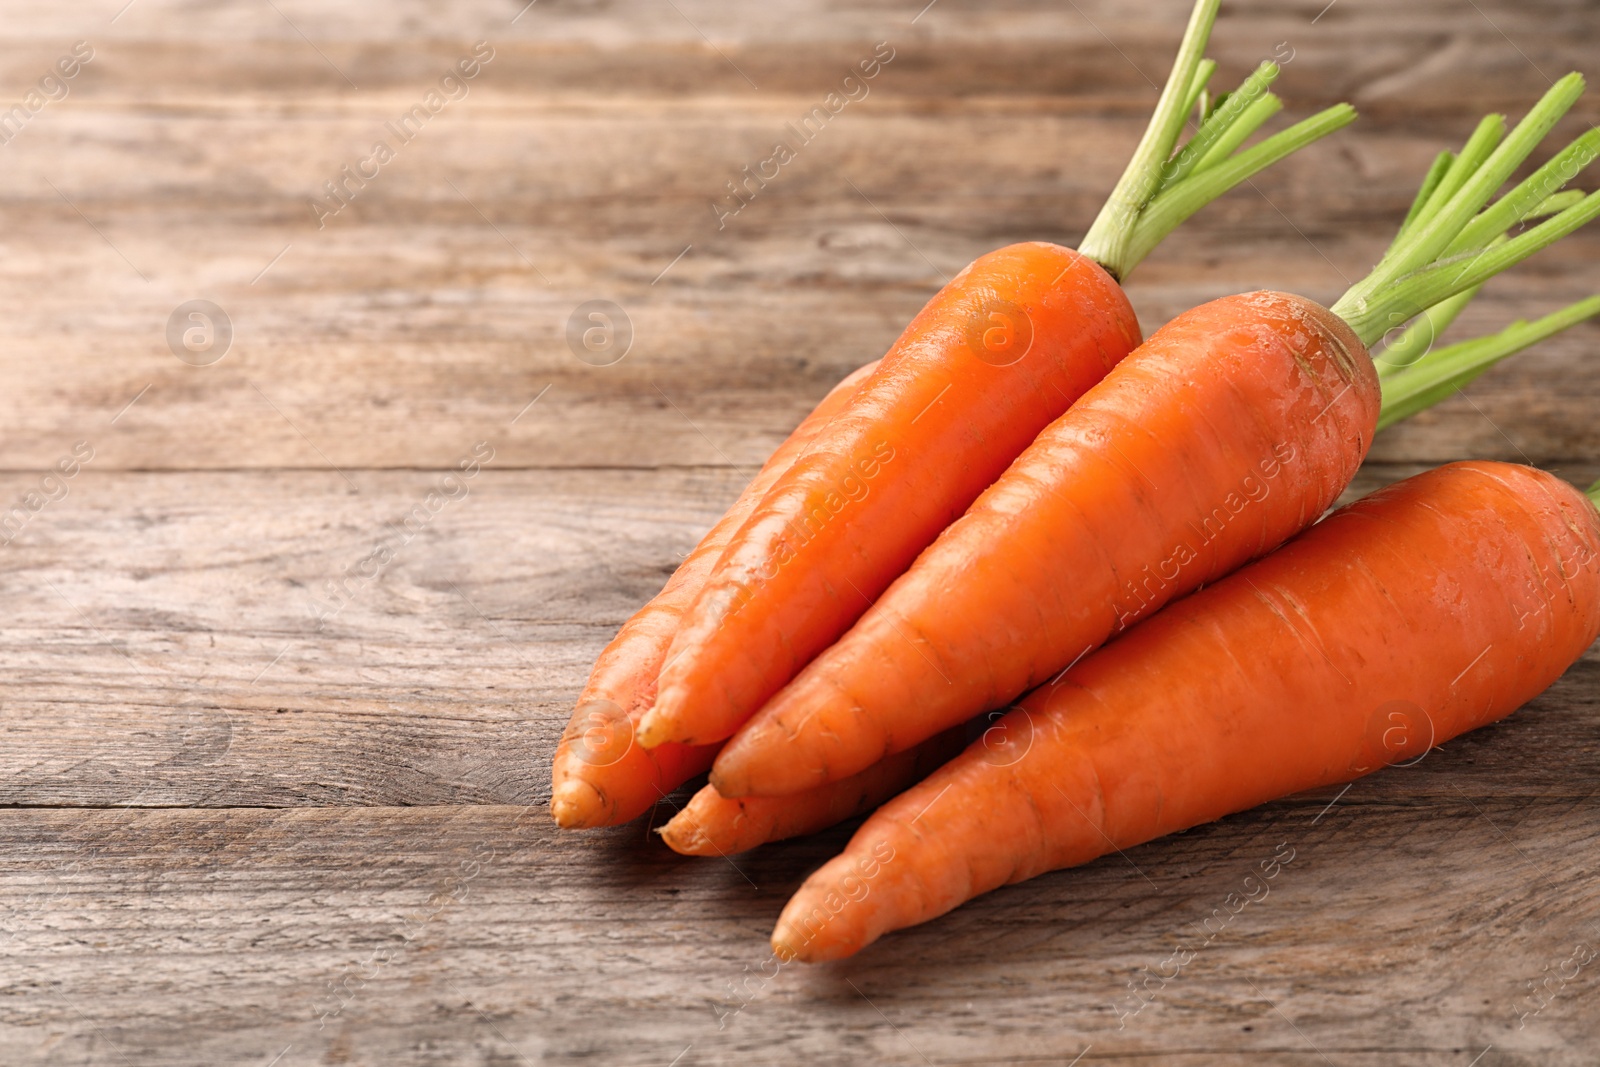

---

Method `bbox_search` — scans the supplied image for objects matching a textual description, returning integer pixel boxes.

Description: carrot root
[773,462,1600,960]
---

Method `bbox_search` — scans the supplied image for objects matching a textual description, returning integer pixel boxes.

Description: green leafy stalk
[1077,2,1356,280]
[1180,59,1218,124]
[1377,295,1600,431]
[1157,61,1280,193]
[1193,93,1283,172]
[1446,129,1600,255]
[1078,0,1221,278]
[1375,190,1584,377]
[1588,479,1600,509]
[1376,285,1481,379]
[1123,104,1358,271]
[1331,74,1599,346]
[1340,75,1583,321]
[1395,150,1454,239]
[1400,115,1505,242]
[1339,189,1600,344]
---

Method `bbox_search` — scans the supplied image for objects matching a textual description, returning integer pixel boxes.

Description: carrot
[549,360,878,828]
[711,80,1600,798]
[773,461,1600,961]
[636,0,1358,749]
[659,726,967,856]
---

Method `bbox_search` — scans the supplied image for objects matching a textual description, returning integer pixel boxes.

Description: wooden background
[1,0,1598,1063]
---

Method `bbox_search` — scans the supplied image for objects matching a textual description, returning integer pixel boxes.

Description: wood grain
[1,0,1598,1063]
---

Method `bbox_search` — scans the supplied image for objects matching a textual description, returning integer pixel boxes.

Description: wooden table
[2,1,1597,1063]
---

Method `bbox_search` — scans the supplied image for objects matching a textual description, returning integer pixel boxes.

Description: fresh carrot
[712,81,1600,798]
[659,726,967,856]
[549,361,878,828]
[662,293,1600,852]
[773,461,1600,961]
[636,0,1358,749]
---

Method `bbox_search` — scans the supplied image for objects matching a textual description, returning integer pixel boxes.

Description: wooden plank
[0,465,1596,811]
[1,792,1597,1065]
[0,3,1593,470]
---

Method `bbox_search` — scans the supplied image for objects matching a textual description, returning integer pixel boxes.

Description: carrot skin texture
[715,291,1378,798]
[772,462,1600,961]
[549,361,878,829]
[660,726,967,856]
[645,243,1141,747]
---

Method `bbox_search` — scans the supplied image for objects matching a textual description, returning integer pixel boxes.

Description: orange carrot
[773,461,1600,961]
[659,726,966,856]
[637,1,1357,748]
[712,81,1600,798]
[549,361,877,828]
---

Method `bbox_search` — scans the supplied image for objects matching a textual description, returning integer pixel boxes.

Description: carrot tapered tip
[550,779,604,829]
[658,813,710,856]
[769,927,805,964]
[635,709,672,749]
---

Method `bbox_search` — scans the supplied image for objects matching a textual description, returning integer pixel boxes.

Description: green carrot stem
[1376,285,1482,379]
[1180,59,1218,125]
[1122,104,1358,272]
[1078,0,1221,278]
[1338,188,1600,345]
[1193,93,1283,172]
[1446,129,1600,255]
[1341,75,1583,319]
[1375,187,1582,378]
[1376,295,1600,432]
[1402,115,1506,242]
[1395,151,1455,240]
[1157,61,1280,193]
[1587,479,1600,509]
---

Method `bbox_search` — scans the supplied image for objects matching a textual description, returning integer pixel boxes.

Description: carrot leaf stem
[1447,128,1600,255]
[1331,74,1598,346]
[1375,285,1482,379]
[1394,150,1455,242]
[1587,479,1600,509]
[1375,189,1584,377]
[1122,104,1358,271]
[1179,59,1218,126]
[1194,93,1284,172]
[1376,295,1600,432]
[1079,1,1357,281]
[1405,115,1507,238]
[1157,61,1280,194]
[1078,0,1221,279]
[1339,188,1600,345]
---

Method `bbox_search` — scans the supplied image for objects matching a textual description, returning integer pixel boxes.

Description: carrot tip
[549,780,604,829]
[658,814,710,856]
[634,712,671,749]
[769,929,804,964]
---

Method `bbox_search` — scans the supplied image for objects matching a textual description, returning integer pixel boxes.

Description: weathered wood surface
[1,0,1598,1063]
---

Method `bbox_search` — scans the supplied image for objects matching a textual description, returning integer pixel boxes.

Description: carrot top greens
[1376,190,1587,376]
[1076,0,1356,281]
[1376,294,1600,432]
[1332,74,1600,347]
